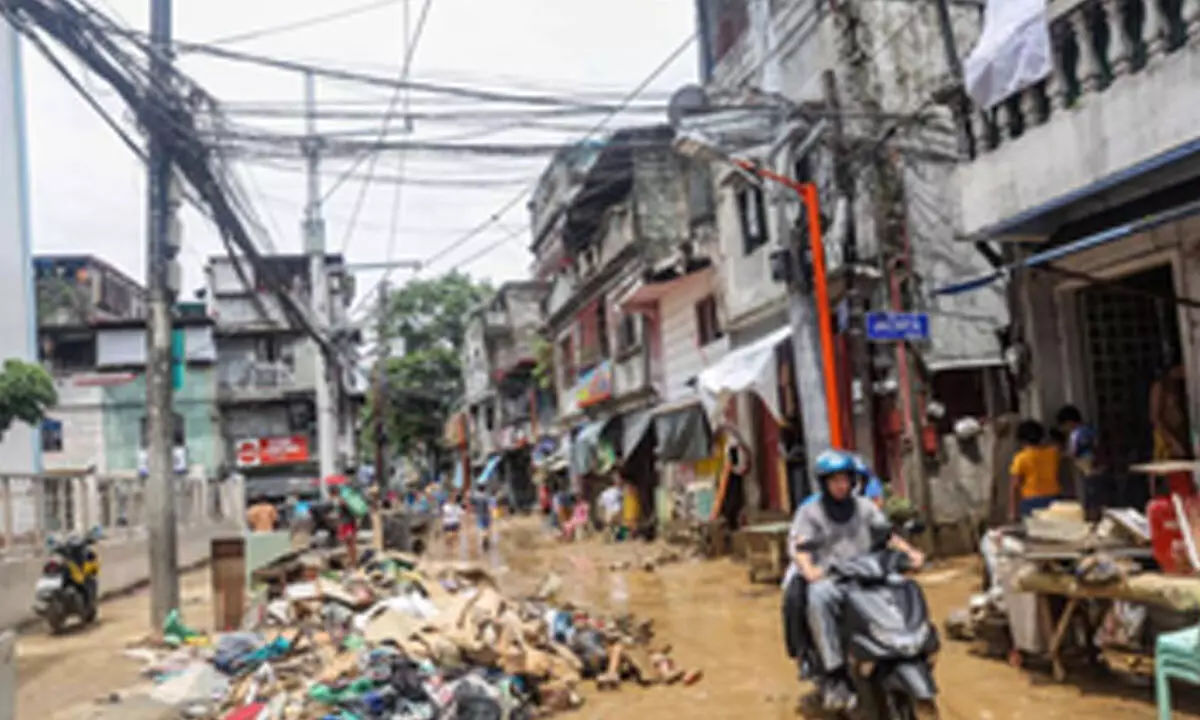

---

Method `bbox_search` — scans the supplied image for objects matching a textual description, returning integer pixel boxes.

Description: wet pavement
[14,518,1200,719]
[445,517,1198,719]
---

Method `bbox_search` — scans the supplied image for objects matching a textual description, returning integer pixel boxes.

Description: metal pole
[304,71,337,493]
[145,0,178,629]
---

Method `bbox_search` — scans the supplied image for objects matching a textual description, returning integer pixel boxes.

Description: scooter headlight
[868,623,930,656]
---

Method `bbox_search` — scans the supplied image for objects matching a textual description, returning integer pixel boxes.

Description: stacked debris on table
[131,550,701,719]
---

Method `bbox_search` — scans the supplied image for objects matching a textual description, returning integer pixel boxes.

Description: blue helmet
[813,449,856,479]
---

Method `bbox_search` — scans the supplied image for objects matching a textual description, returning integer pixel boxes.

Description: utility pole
[823,69,875,464]
[145,0,179,629]
[373,282,391,494]
[303,70,338,495]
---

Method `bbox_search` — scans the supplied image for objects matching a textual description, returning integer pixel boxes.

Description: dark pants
[782,574,809,661]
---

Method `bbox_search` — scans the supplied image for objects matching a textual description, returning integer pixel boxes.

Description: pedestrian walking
[246,495,279,533]
[334,492,359,567]
[471,483,494,551]
[441,492,464,549]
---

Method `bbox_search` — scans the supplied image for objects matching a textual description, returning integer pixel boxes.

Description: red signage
[235,435,310,468]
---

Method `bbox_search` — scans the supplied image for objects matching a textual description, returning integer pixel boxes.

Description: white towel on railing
[964,0,1053,110]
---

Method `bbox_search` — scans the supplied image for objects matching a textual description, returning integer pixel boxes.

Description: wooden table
[738,521,791,583]
[1018,568,1200,681]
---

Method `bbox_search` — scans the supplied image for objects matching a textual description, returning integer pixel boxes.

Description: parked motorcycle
[33,527,102,634]
[827,545,941,720]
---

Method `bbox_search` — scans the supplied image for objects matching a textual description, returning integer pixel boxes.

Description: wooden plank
[211,536,246,632]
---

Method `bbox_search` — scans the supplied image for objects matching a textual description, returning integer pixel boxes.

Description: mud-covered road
[15,519,1198,719]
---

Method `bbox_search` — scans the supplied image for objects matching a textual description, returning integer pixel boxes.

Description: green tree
[364,272,492,456]
[0,359,57,439]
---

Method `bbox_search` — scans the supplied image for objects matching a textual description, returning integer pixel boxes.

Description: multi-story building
[530,125,725,516]
[688,0,1008,512]
[206,253,359,500]
[460,281,552,507]
[942,0,1200,500]
[35,254,220,477]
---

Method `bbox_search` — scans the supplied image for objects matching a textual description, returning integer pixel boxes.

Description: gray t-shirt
[788,496,891,571]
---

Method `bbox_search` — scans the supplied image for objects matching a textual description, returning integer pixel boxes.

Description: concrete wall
[659,270,729,402]
[0,521,239,631]
[0,475,243,631]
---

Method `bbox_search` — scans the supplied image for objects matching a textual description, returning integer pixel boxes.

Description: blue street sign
[866,312,930,342]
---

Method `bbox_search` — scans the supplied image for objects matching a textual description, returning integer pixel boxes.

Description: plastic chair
[1155,625,1200,719]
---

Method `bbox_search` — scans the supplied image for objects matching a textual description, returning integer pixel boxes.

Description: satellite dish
[667,84,710,126]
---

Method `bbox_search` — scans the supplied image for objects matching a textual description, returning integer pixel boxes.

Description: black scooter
[827,548,941,719]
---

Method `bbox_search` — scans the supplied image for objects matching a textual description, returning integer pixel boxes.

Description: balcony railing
[973,0,1200,153]
[218,360,312,400]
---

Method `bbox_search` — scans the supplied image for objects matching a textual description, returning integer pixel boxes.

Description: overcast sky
[21,0,698,313]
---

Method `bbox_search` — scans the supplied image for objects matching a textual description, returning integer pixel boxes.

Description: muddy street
[444,518,1195,720]
[14,519,1198,719]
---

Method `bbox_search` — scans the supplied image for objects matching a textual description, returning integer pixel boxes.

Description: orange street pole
[739,160,846,450]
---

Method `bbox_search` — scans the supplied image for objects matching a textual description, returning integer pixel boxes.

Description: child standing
[1009,420,1063,521]
[442,493,463,548]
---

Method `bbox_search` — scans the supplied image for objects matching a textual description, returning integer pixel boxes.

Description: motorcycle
[825,545,941,720]
[33,527,102,634]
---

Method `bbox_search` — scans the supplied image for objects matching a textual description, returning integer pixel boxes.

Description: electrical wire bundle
[0,0,339,357]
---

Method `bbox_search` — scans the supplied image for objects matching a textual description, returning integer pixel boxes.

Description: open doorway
[1077,264,1186,503]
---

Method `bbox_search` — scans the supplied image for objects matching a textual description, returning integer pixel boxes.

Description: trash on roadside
[120,547,701,718]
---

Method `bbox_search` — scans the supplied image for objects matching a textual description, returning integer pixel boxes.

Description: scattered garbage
[124,549,700,718]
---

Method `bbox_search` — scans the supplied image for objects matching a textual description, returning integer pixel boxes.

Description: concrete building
[689,0,1008,510]
[35,255,220,478]
[941,0,1200,504]
[528,125,727,519]
[206,253,359,500]
[460,281,551,506]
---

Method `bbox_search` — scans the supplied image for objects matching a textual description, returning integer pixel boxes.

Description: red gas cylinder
[1148,496,1187,575]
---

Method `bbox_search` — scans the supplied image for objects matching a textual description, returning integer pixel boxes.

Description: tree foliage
[364,272,492,456]
[0,359,57,439]
[532,337,555,390]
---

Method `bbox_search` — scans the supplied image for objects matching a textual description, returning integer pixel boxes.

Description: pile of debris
[133,550,700,719]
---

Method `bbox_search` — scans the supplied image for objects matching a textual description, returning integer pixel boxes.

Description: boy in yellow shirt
[1010,420,1063,521]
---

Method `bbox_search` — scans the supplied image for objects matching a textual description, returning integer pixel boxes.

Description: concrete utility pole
[823,69,876,464]
[145,0,179,629]
[303,70,339,494]
[373,281,391,493]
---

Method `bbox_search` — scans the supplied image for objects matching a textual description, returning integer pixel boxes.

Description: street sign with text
[866,312,930,342]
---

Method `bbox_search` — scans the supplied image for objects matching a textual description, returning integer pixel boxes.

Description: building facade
[689,0,1009,511]
[460,281,552,506]
[206,253,358,499]
[35,255,220,477]
[943,0,1200,509]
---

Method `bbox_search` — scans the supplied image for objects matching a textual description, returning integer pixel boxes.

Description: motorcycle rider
[787,449,925,710]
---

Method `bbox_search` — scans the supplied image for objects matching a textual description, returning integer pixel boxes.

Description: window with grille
[1078,264,1181,471]
[617,313,643,354]
[696,295,724,346]
[737,185,769,255]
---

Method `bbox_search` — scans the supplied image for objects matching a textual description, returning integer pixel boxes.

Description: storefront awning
[569,417,614,477]
[934,196,1200,297]
[654,400,712,462]
[697,325,791,422]
[621,408,655,461]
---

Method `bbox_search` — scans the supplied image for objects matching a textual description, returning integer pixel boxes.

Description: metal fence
[0,473,234,557]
